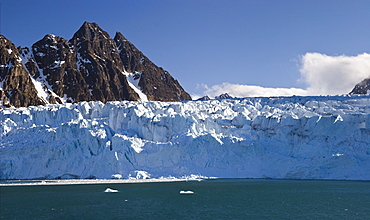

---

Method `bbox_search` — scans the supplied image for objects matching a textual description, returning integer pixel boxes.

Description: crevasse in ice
[1,95,370,180]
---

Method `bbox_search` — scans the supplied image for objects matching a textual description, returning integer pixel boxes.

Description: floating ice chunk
[180,190,194,194]
[104,188,119,193]
[111,174,122,179]
[334,115,343,123]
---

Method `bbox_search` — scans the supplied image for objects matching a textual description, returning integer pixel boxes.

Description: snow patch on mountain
[19,48,63,104]
[30,77,48,103]
[1,95,370,180]
[123,72,148,101]
[76,52,92,71]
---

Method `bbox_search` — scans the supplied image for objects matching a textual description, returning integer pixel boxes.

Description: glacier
[1,95,370,180]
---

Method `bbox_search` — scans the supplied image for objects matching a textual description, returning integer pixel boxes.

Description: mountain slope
[0,35,46,107]
[349,77,370,95]
[23,34,87,104]
[114,32,191,101]
[0,22,191,107]
[69,22,140,102]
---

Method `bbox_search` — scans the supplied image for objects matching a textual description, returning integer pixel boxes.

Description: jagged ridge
[350,77,370,95]
[0,22,191,107]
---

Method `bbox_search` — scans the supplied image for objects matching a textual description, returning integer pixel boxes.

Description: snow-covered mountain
[1,95,369,180]
[0,22,191,108]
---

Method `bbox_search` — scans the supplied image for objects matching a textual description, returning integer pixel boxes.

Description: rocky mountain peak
[197,96,211,101]
[71,21,110,42]
[215,93,233,99]
[69,22,139,102]
[0,21,191,107]
[114,32,144,73]
[0,35,46,107]
[114,31,192,101]
[0,35,23,67]
[349,77,370,95]
[32,34,71,69]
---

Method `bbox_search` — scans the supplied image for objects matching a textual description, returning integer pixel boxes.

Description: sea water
[1,179,369,219]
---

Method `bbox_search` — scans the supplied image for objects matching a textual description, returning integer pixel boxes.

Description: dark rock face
[0,35,46,107]
[349,78,370,95]
[114,32,191,101]
[25,34,85,104]
[197,96,211,101]
[215,93,233,99]
[0,22,191,107]
[69,22,139,102]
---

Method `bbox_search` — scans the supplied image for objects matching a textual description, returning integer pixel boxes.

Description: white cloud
[194,52,370,99]
[195,83,309,99]
[300,52,370,95]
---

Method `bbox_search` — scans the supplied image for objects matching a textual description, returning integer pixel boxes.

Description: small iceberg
[104,188,119,193]
[180,190,194,194]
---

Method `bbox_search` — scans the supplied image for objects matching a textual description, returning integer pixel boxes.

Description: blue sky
[2,0,370,98]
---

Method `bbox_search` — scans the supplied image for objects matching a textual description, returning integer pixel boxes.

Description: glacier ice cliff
[1,95,370,180]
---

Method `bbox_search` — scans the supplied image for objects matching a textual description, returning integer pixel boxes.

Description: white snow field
[1,95,370,180]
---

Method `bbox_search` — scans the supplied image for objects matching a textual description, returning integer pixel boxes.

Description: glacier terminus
[1,95,370,180]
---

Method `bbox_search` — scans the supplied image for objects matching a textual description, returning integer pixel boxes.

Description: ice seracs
[1,95,370,180]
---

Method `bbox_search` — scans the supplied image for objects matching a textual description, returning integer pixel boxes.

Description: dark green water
[1,179,369,219]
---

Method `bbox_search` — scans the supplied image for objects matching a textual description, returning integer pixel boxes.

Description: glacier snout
[1,96,370,180]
